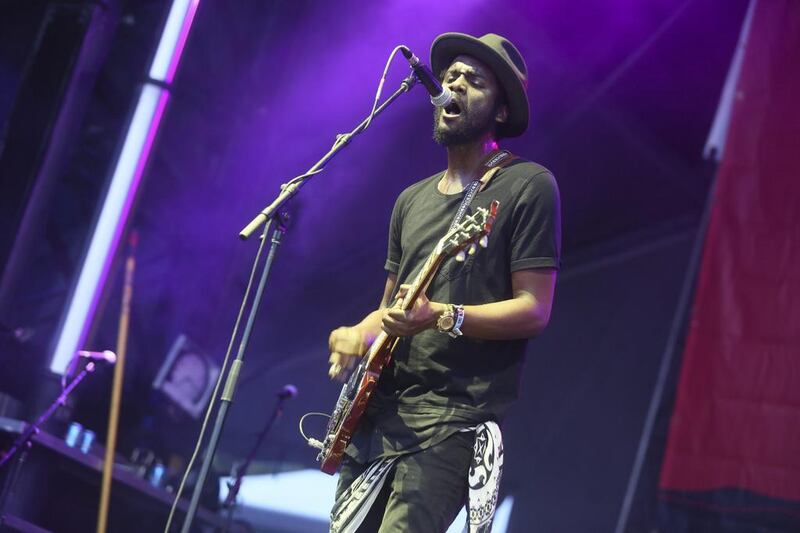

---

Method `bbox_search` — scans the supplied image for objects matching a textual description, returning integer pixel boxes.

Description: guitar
[314,200,500,474]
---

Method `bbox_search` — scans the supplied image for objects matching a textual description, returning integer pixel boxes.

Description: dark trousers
[335,431,474,533]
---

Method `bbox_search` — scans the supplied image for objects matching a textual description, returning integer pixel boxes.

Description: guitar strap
[330,423,505,533]
[330,456,399,533]
[447,149,518,234]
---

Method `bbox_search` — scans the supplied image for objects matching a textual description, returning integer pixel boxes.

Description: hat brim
[430,32,529,138]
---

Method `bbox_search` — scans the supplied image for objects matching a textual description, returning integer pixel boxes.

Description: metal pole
[613,163,719,533]
[97,237,136,533]
[179,221,285,533]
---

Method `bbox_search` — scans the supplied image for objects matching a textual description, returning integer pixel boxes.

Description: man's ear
[495,104,509,125]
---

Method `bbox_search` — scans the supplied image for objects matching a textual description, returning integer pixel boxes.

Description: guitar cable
[299,411,330,450]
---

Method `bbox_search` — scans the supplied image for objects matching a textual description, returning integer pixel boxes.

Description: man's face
[433,54,507,146]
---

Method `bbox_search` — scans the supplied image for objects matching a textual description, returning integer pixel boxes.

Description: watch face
[438,316,455,330]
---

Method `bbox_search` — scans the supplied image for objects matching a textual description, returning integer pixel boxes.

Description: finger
[349,334,366,355]
[383,326,408,337]
[385,308,409,321]
[380,316,395,336]
[336,353,354,368]
[394,285,411,306]
[331,352,354,371]
[330,336,355,357]
[381,317,405,337]
[328,328,341,352]
[343,330,365,354]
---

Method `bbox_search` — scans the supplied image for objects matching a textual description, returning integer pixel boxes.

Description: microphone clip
[399,46,453,108]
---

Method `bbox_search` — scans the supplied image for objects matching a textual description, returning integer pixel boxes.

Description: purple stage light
[50,0,200,374]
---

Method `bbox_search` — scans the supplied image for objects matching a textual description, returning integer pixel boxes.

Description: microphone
[77,350,117,364]
[277,384,298,400]
[401,47,453,108]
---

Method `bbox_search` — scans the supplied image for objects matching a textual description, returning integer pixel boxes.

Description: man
[328,33,561,532]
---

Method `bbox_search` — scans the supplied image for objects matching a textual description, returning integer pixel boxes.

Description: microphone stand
[222,393,291,532]
[0,360,97,524]
[176,72,418,533]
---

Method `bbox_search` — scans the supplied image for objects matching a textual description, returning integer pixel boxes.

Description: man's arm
[381,268,556,340]
[328,273,397,380]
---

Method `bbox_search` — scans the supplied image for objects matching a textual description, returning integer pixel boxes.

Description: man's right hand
[328,327,370,382]
[328,276,395,382]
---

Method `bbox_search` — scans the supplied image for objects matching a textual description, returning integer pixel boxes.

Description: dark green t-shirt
[346,159,561,463]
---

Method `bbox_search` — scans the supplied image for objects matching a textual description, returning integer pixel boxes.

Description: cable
[163,219,273,533]
[280,168,324,189]
[284,44,409,191]
[360,45,408,134]
[276,44,413,193]
[299,411,330,451]
[299,411,330,441]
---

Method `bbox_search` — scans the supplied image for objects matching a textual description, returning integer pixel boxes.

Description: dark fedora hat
[430,32,529,138]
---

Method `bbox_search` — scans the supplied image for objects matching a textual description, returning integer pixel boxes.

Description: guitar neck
[400,251,444,311]
[365,251,443,361]
[368,202,498,355]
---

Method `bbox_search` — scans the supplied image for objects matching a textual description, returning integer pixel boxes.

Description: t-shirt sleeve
[384,193,405,273]
[509,170,562,271]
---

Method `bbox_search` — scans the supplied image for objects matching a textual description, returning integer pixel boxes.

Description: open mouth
[443,101,462,117]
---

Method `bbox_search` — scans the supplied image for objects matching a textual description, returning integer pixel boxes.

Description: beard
[432,102,497,147]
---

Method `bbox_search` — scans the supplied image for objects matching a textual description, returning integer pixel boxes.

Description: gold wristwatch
[436,304,464,338]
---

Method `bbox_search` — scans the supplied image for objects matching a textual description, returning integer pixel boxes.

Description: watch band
[449,304,465,338]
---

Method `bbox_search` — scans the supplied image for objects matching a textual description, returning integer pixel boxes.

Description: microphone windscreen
[277,384,298,399]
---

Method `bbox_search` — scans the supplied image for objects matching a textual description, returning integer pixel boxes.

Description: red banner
[659,0,800,501]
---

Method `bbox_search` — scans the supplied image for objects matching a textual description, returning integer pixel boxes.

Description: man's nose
[446,75,467,94]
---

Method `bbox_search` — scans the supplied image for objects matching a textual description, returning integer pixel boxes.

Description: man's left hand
[381,284,445,337]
